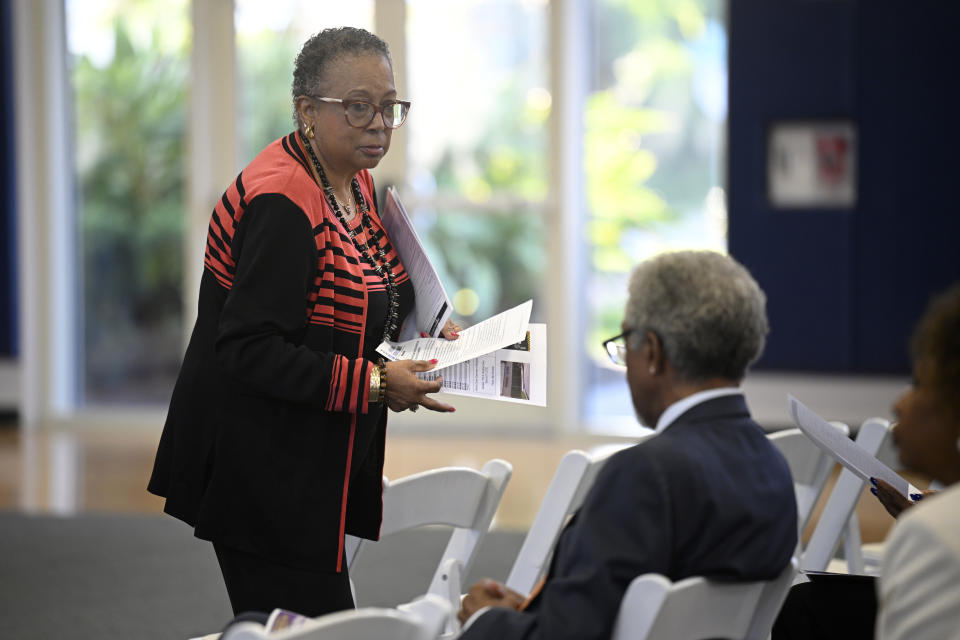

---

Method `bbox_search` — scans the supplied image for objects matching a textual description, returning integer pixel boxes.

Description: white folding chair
[221,594,450,640]
[799,417,891,574]
[768,423,849,535]
[345,458,512,634]
[504,442,639,598]
[743,557,799,640]
[611,572,766,640]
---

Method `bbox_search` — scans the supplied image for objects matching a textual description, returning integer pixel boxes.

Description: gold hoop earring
[304,123,315,139]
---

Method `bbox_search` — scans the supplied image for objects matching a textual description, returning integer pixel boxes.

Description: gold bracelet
[369,362,382,404]
[378,358,387,405]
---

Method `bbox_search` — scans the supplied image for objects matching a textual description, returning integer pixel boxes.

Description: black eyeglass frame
[602,329,634,367]
[309,96,411,129]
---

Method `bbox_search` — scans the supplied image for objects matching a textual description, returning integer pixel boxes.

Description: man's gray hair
[624,250,769,382]
[291,27,392,128]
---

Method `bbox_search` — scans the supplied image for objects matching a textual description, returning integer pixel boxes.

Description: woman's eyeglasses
[311,96,410,129]
[602,329,633,366]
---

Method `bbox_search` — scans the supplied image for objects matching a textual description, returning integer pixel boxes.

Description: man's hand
[458,579,526,625]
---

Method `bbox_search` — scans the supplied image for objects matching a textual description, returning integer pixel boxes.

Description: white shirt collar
[653,387,743,433]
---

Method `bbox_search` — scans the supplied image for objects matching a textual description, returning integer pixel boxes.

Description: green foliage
[424,76,548,322]
[73,19,188,401]
[237,29,299,162]
[431,76,548,202]
[585,0,722,354]
[423,209,544,322]
[420,0,721,340]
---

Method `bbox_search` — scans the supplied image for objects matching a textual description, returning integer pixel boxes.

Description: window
[583,0,728,431]
[28,0,728,431]
[235,1,374,164]
[404,0,548,325]
[67,0,190,404]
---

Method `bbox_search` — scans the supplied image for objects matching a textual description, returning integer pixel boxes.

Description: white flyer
[417,323,547,406]
[379,186,452,339]
[376,299,533,369]
[787,394,918,499]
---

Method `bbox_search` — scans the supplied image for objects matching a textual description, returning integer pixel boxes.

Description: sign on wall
[767,120,857,208]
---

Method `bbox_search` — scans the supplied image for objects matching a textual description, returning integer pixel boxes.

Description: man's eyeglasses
[602,329,633,366]
[311,96,410,129]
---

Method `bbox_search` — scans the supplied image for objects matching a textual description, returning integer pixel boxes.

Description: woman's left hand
[871,477,935,519]
[440,319,462,340]
[422,319,462,340]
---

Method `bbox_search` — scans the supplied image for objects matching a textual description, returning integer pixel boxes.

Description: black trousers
[213,542,355,617]
[772,577,877,640]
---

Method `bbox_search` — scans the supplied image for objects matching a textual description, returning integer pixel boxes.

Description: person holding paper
[457,251,797,640]
[774,284,960,640]
[147,27,456,619]
[875,283,960,640]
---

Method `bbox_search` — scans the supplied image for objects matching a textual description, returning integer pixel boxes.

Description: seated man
[458,250,798,640]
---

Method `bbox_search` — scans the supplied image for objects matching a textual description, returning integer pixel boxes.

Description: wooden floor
[0,425,619,531]
[0,423,916,543]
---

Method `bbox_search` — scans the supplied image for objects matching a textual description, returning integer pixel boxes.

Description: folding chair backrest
[800,417,891,573]
[768,422,848,532]
[222,594,450,640]
[346,459,512,607]
[505,443,638,597]
[744,557,799,640]
[611,573,765,640]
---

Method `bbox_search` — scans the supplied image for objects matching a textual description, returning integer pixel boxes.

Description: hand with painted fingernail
[873,478,918,519]
[441,318,463,340]
[382,359,455,413]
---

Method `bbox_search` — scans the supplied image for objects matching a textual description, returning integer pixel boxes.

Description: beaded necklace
[300,131,400,342]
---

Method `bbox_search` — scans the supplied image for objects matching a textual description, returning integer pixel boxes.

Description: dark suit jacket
[461,394,798,640]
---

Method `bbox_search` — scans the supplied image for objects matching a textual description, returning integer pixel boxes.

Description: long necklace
[300,132,400,343]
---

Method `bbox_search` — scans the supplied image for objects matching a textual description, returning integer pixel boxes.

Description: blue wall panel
[0,0,16,358]
[729,0,960,374]
[854,2,960,371]
[729,0,858,371]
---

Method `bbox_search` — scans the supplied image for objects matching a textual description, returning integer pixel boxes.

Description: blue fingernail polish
[870,487,877,496]
[911,493,922,501]
[869,477,877,486]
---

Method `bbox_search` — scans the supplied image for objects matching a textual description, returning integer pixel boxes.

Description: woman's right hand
[383,359,455,413]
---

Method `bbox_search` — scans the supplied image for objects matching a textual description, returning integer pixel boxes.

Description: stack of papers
[375,188,546,406]
[377,301,546,406]
[379,187,452,340]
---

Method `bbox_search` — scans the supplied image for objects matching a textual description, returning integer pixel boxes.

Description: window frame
[14,0,589,435]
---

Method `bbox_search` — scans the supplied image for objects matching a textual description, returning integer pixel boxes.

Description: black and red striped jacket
[148,132,413,572]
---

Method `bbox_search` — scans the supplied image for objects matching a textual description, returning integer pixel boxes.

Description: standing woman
[148,27,457,617]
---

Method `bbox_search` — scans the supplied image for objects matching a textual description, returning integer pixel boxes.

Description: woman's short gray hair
[624,250,769,382]
[291,27,392,128]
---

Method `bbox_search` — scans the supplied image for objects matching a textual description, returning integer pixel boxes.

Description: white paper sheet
[416,323,547,406]
[376,299,533,369]
[380,187,452,339]
[787,394,917,499]
[265,608,313,632]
